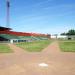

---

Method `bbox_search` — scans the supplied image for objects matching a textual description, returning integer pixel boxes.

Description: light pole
[6,0,10,28]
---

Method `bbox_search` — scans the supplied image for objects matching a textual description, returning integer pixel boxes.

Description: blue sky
[0,0,75,35]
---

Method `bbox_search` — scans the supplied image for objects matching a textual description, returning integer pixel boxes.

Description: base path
[0,41,75,75]
[8,44,27,55]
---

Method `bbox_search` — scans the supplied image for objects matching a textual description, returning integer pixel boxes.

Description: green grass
[59,40,75,52]
[0,44,12,53]
[16,40,52,52]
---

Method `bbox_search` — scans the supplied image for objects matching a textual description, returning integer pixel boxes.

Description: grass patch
[59,40,75,52]
[0,44,12,53]
[16,40,52,52]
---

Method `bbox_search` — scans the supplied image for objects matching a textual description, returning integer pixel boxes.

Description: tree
[61,29,75,35]
[61,32,66,35]
[66,29,75,35]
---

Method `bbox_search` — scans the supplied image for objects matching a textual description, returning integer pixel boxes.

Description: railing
[0,41,10,43]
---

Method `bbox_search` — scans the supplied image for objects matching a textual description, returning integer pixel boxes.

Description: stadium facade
[0,26,51,43]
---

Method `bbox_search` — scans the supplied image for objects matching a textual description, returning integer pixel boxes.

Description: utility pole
[6,0,10,28]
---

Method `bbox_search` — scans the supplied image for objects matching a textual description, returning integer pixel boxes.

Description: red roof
[0,27,50,37]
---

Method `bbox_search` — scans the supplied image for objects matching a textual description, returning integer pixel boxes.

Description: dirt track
[0,41,75,75]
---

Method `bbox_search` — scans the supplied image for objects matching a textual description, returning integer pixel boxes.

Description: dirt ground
[0,41,75,75]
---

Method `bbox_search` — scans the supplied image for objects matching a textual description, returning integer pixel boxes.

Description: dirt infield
[0,41,75,75]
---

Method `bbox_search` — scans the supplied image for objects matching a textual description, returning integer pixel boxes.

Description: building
[0,26,51,43]
[67,35,75,40]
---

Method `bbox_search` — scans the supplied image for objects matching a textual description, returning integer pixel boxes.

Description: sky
[0,0,75,35]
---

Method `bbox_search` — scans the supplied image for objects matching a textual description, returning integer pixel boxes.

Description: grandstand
[0,26,51,43]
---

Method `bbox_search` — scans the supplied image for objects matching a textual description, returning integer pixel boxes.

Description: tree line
[61,29,75,35]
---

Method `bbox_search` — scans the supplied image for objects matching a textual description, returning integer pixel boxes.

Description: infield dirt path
[0,41,75,75]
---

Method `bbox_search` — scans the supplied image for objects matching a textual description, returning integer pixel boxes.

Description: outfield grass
[16,40,52,52]
[59,40,75,52]
[0,44,12,53]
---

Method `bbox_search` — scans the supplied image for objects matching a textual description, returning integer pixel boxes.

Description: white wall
[51,35,67,39]
[51,35,56,39]
[57,35,67,38]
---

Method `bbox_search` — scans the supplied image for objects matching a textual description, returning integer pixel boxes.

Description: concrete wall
[51,35,67,39]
